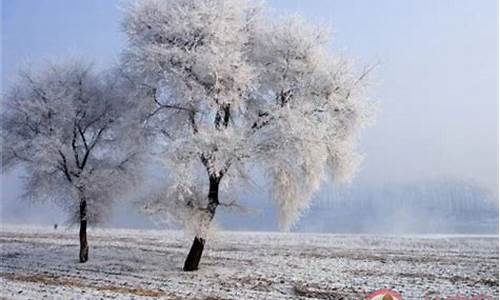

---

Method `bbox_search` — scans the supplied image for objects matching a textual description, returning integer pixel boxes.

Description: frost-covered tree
[123,0,373,271]
[1,61,138,262]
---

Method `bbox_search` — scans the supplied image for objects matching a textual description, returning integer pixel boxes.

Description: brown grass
[293,283,364,300]
[1,272,166,298]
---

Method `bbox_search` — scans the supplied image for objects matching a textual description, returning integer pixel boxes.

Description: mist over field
[0,1,498,299]
[1,0,498,234]
[2,170,497,234]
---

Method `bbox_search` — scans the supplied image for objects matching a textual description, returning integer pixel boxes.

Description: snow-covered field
[1,224,498,299]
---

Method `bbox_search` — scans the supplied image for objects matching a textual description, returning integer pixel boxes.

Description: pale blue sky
[1,0,498,225]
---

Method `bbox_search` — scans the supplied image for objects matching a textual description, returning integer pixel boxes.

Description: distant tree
[1,61,138,262]
[122,0,373,271]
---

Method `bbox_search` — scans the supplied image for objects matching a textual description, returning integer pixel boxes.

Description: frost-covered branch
[1,60,141,225]
[122,0,374,233]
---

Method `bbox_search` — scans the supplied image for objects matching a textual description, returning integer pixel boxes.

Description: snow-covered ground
[1,224,498,299]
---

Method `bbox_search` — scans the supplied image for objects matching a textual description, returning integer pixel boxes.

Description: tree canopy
[122,0,373,232]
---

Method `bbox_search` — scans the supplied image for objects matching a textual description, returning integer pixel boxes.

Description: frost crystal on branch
[1,61,139,225]
[123,0,374,231]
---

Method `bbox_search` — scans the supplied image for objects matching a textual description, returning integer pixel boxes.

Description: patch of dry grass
[1,272,166,297]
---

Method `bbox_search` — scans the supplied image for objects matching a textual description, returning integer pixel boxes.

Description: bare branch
[57,150,73,184]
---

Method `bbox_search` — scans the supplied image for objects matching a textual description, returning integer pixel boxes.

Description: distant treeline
[219,179,499,234]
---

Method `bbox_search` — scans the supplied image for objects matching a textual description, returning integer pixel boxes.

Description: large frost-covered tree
[123,0,373,271]
[1,61,138,262]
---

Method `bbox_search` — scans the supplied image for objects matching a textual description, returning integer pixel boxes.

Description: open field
[0,225,498,299]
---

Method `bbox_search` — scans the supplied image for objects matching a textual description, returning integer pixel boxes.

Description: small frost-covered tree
[1,61,137,262]
[123,0,373,271]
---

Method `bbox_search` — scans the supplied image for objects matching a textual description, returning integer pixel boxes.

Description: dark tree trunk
[183,175,220,271]
[79,199,89,263]
[183,236,205,271]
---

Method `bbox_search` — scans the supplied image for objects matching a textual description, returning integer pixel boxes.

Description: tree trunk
[79,199,89,263]
[183,175,220,271]
[183,236,205,271]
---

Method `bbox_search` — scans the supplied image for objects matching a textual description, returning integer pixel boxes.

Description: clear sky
[1,0,498,225]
